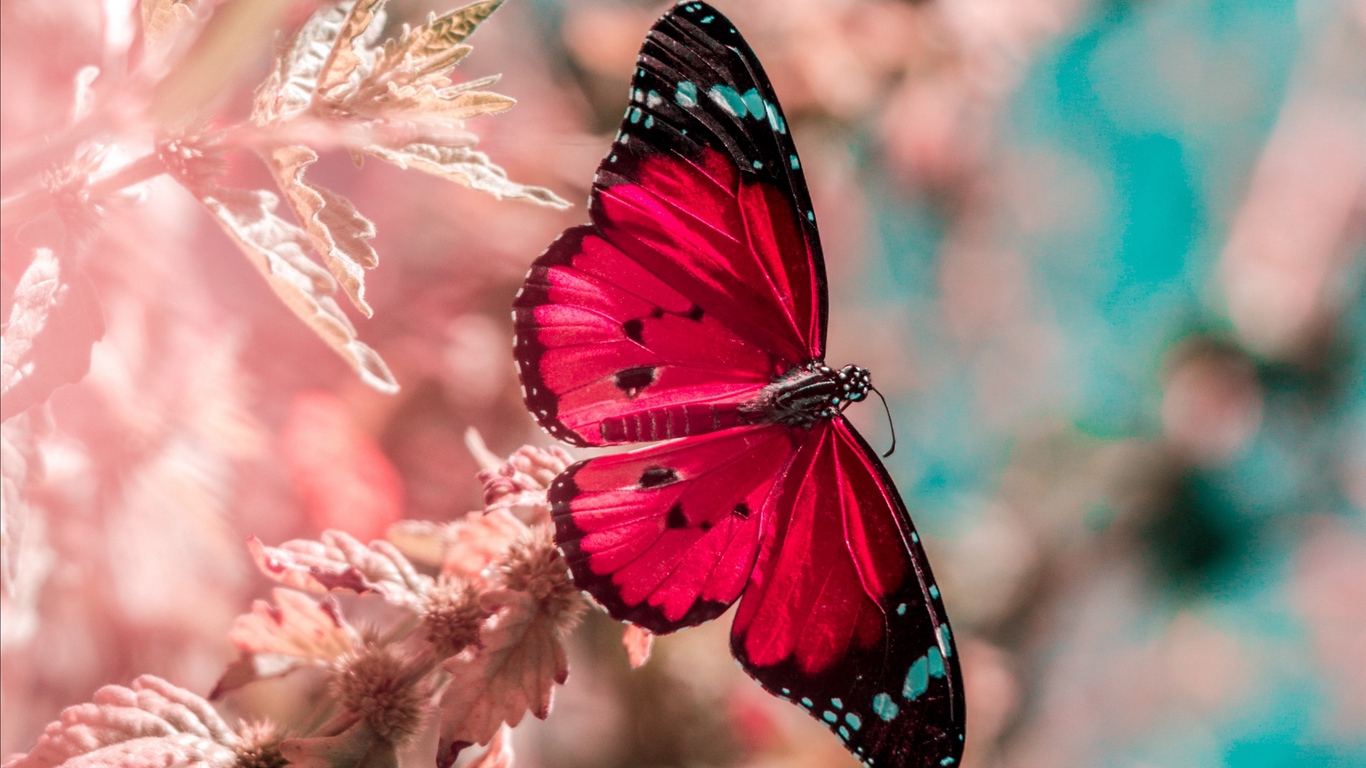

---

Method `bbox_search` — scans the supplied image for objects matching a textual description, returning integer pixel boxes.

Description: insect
[512,3,964,766]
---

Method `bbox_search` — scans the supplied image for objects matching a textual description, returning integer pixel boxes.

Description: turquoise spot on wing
[941,758,956,766]
[845,713,862,730]
[896,603,907,615]
[831,698,843,709]
[741,89,765,118]
[838,725,850,740]
[903,655,930,700]
[644,115,654,129]
[928,646,946,679]
[800,697,813,708]
[806,211,815,222]
[675,81,697,108]
[752,160,763,169]
[700,14,713,23]
[708,86,768,120]
[872,693,899,721]
[929,584,940,599]
[790,154,800,170]
[629,108,641,124]
[823,711,837,724]
[911,532,920,543]
[939,624,953,657]
[708,85,748,117]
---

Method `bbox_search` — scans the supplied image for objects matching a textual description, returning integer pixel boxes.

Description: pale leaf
[253,2,352,123]
[375,36,472,84]
[476,444,572,521]
[441,509,528,584]
[364,143,568,207]
[316,0,386,98]
[436,590,568,767]
[622,624,653,668]
[419,0,505,49]
[2,676,238,768]
[383,510,528,582]
[1,248,105,422]
[269,145,378,316]
[247,530,432,608]
[210,653,308,699]
[467,725,513,768]
[228,589,357,660]
[195,188,398,393]
[280,713,399,768]
[374,83,513,122]
[385,519,451,567]
[141,0,199,55]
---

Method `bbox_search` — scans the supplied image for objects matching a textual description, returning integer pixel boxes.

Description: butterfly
[512,3,964,766]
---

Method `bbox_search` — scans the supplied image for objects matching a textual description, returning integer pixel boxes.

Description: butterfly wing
[731,419,966,768]
[515,225,776,446]
[513,1,826,445]
[549,425,798,633]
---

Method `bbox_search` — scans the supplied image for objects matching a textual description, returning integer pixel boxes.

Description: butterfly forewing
[514,2,828,445]
[731,420,965,768]
[589,0,827,361]
[549,425,798,633]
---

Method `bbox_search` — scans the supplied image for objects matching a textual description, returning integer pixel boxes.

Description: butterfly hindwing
[731,419,965,768]
[549,425,798,633]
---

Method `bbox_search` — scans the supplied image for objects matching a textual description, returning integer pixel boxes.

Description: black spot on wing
[623,318,645,343]
[614,365,657,397]
[686,304,704,321]
[639,466,679,488]
[666,503,687,529]
[732,501,751,520]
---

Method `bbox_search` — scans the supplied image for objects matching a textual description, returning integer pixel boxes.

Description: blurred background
[2,0,1363,766]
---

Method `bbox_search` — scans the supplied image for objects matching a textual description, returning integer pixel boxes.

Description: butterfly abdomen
[599,402,749,442]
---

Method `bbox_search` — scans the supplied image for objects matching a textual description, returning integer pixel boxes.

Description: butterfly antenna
[870,386,896,457]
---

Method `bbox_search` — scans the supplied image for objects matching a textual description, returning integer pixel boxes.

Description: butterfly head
[834,364,872,405]
[751,362,873,427]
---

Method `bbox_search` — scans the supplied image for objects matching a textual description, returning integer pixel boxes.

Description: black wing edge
[512,225,598,447]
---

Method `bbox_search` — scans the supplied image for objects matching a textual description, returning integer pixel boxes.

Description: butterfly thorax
[744,362,871,428]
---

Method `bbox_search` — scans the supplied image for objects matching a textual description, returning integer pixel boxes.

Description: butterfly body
[513,4,965,766]
[746,362,872,427]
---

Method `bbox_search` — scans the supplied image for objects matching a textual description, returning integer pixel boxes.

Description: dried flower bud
[478,445,573,520]
[507,445,574,488]
[497,525,586,630]
[235,721,288,768]
[334,643,428,744]
[423,577,493,657]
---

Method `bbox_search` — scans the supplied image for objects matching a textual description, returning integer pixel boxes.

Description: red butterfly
[513,3,964,766]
